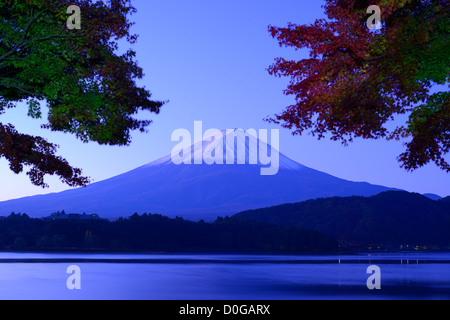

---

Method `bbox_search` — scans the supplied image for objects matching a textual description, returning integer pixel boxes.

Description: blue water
[0,252,448,300]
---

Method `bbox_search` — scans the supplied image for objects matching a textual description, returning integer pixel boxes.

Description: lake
[0,252,448,300]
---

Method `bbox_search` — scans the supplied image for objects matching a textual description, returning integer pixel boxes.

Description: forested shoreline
[0,212,338,253]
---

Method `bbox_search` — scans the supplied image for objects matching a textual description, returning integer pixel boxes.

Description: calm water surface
[0,252,448,300]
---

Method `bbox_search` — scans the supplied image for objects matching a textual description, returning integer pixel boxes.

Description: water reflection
[0,252,448,300]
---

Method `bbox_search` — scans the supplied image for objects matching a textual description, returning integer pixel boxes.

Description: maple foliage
[0,0,164,187]
[267,0,449,172]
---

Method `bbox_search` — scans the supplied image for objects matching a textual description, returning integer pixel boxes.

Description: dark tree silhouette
[0,0,164,187]
[267,0,449,172]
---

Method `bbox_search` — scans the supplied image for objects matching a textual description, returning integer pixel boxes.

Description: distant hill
[441,197,450,203]
[233,191,450,249]
[423,193,443,200]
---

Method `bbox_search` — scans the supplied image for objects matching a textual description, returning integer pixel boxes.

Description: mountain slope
[441,197,450,203]
[233,191,450,248]
[423,193,443,200]
[0,129,397,220]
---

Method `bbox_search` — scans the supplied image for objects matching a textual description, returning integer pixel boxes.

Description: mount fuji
[0,129,397,220]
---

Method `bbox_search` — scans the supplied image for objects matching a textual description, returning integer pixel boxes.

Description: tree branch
[0,9,55,62]
[0,79,36,96]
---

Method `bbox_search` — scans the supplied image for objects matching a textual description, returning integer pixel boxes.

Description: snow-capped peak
[146,125,305,173]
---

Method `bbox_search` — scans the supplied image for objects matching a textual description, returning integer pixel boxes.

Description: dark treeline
[0,212,338,253]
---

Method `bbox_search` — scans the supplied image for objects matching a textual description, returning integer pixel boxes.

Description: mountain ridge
[0,129,400,220]
[232,191,450,249]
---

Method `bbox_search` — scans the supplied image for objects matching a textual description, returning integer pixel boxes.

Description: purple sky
[0,0,448,201]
